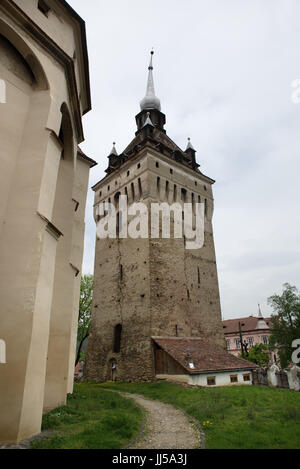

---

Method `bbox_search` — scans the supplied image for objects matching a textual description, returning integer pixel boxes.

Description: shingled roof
[152,337,258,374]
[222,316,273,334]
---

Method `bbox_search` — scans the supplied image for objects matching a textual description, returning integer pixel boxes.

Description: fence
[253,364,300,391]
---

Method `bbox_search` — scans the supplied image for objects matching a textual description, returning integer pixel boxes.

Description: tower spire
[109,142,118,156]
[140,50,161,112]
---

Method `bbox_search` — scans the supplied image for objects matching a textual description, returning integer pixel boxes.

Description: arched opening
[0,20,49,90]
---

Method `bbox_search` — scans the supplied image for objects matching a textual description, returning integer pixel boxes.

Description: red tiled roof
[222,316,273,334]
[152,337,257,374]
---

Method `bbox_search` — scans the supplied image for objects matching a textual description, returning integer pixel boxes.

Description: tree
[268,283,300,369]
[239,343,270,367]
[76,274,93,365]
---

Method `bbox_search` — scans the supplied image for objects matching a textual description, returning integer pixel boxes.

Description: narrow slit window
[197,267,201,284]
[138,178,142,197]
[131,182,135,200]
[157,176,160,195]
[173,184,177,201]
[113,324,122,353]
[116,211,122,236]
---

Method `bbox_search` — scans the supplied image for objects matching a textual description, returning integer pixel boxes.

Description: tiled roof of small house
[222,316,273,334]
[152,337,258,374]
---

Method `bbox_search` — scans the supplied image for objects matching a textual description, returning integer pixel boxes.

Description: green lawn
[101,381,300,449]
[31,381,300,449]
[30,383,143,449]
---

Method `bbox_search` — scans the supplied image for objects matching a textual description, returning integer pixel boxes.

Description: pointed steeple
[256,303,269,329]
[109,142,118,156]
[106,142,119,174]
[140,50,161,112]
[186,137,195,151]
[142,111,154,128]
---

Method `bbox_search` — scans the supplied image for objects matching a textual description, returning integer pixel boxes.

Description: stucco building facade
[222,309,277,363]
[0,0,95,444]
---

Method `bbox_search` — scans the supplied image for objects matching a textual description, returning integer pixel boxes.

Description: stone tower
[85,52,225,382]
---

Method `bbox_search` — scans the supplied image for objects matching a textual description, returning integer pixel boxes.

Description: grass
[100,381,300,449]
[30,383,143,449]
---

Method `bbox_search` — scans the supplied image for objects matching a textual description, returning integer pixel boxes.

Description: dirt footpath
[120,392,202,449]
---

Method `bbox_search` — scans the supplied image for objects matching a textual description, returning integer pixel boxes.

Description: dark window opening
[116,211,122,236]
[198,267,201,284]
[120,264,123,281]
[38,0,51,16]
[113,324,122,353]
[157,176,160,194]
[243,374,251,382]
[137,163,141,169]
[138,178,142,197]
[156,161,159,168]
[131,182,135,200]
[207,376,216,386]
[181,188,187,202]
[170,168,173,174]
[173,184,177,201]
[166,180,169,196]
[114,191,121,209]
[230,375,238,383]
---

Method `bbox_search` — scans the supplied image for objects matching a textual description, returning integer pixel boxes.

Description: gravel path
[119,392,201,449]
[1,391,202,450]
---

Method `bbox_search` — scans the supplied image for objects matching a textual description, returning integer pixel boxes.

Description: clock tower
[85,52,225,382]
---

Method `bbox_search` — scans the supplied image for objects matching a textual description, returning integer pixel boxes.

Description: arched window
[113,324,122,353]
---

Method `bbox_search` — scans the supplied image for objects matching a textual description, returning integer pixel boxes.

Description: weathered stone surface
[85,148,225,382]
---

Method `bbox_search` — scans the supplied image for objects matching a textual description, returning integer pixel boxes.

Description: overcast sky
[69,0,300,320]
